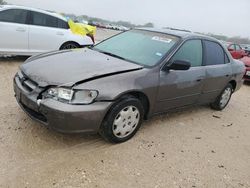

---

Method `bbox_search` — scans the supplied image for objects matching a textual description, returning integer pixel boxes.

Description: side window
[32,12,58,28]
[235,45,241,50]
[204,40,226,65]
[0,9,27,24]
[31,11,47,26]
[228,44,235,50]
[58,19,69,29]
[171,40,203,67]
[31,11,68,29]
[46,15,58,28]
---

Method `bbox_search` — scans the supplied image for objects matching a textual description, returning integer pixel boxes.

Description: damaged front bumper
[13,74,112,133]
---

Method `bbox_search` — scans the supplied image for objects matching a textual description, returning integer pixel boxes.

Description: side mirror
[164,60,191,71]
[228,48,233,51]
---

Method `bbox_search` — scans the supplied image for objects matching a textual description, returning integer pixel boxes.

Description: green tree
[0,0,7,5]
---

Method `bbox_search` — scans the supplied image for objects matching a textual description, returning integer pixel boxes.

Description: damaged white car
[0,5,93,56]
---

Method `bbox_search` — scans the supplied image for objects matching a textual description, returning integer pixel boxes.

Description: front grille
[22,79,37,92]
[21,102,47,123]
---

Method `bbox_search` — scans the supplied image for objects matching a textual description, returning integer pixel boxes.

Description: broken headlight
[45,87,98,104]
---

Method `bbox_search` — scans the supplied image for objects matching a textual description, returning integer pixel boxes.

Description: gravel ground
[0,29,250,188]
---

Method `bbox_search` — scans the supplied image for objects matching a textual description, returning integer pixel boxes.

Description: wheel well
[118,92,150,120]
[229,80,237,92]
[59,41,80,50]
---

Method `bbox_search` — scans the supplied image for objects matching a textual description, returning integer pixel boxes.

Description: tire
[60,42,80,50]
[99,97,144,143]
[210,83,233,111]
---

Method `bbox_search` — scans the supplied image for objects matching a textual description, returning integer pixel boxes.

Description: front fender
[73,68,159,115]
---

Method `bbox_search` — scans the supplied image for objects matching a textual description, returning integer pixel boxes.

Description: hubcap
[112,106,140,138]
[220,88,232,108]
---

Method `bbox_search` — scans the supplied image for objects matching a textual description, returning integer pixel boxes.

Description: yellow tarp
[68,19,96,36]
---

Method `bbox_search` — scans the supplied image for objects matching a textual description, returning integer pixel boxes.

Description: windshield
[93,30,179,66]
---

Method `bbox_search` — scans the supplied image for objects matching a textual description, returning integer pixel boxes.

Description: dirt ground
[0,29,250,188]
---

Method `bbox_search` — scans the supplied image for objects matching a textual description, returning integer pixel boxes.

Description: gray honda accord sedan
[14,28,245,143]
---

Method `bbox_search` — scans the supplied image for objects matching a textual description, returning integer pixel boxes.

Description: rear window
[204,40,228,65]
[0,9,28,24]
[58,19,69,29]
[31,11,69,29]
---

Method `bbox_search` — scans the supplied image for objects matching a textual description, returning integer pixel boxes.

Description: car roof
[0,5,67,21]
[138,27,219,42]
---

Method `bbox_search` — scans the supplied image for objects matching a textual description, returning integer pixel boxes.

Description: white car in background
[0,5,93,56]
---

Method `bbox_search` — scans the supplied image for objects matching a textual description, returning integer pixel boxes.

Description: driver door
[155,39,206,113]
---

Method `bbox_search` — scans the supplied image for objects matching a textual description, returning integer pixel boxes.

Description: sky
[7,0,250,38]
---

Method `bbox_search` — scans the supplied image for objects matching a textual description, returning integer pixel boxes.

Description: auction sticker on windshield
[152,36,172,43]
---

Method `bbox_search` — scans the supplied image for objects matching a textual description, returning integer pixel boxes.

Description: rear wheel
[210,83,233,111]
[60,42,80,50]
[100,97,144,143]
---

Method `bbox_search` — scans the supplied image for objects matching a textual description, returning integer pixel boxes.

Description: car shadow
[15,103,213,149]
[37,105,210,145]
[142,104,211,130]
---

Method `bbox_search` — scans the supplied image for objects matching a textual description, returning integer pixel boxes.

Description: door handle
[196,77,205,82]
[16,27,26,32]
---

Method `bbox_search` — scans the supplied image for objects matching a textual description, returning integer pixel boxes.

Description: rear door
[200,40,232,103]
[155,39,206,113]
[28,11,69,53]
[0,8,29,54]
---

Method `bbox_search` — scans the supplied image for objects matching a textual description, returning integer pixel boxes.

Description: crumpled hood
[20,48,143,87]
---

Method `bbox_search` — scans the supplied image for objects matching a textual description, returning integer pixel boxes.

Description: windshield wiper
[95,49,126,60]
[92,48,141,65]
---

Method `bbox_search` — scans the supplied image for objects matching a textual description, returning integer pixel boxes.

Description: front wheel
[60,42,80,50]
[99,97,144,143]
[210,83,233,111]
